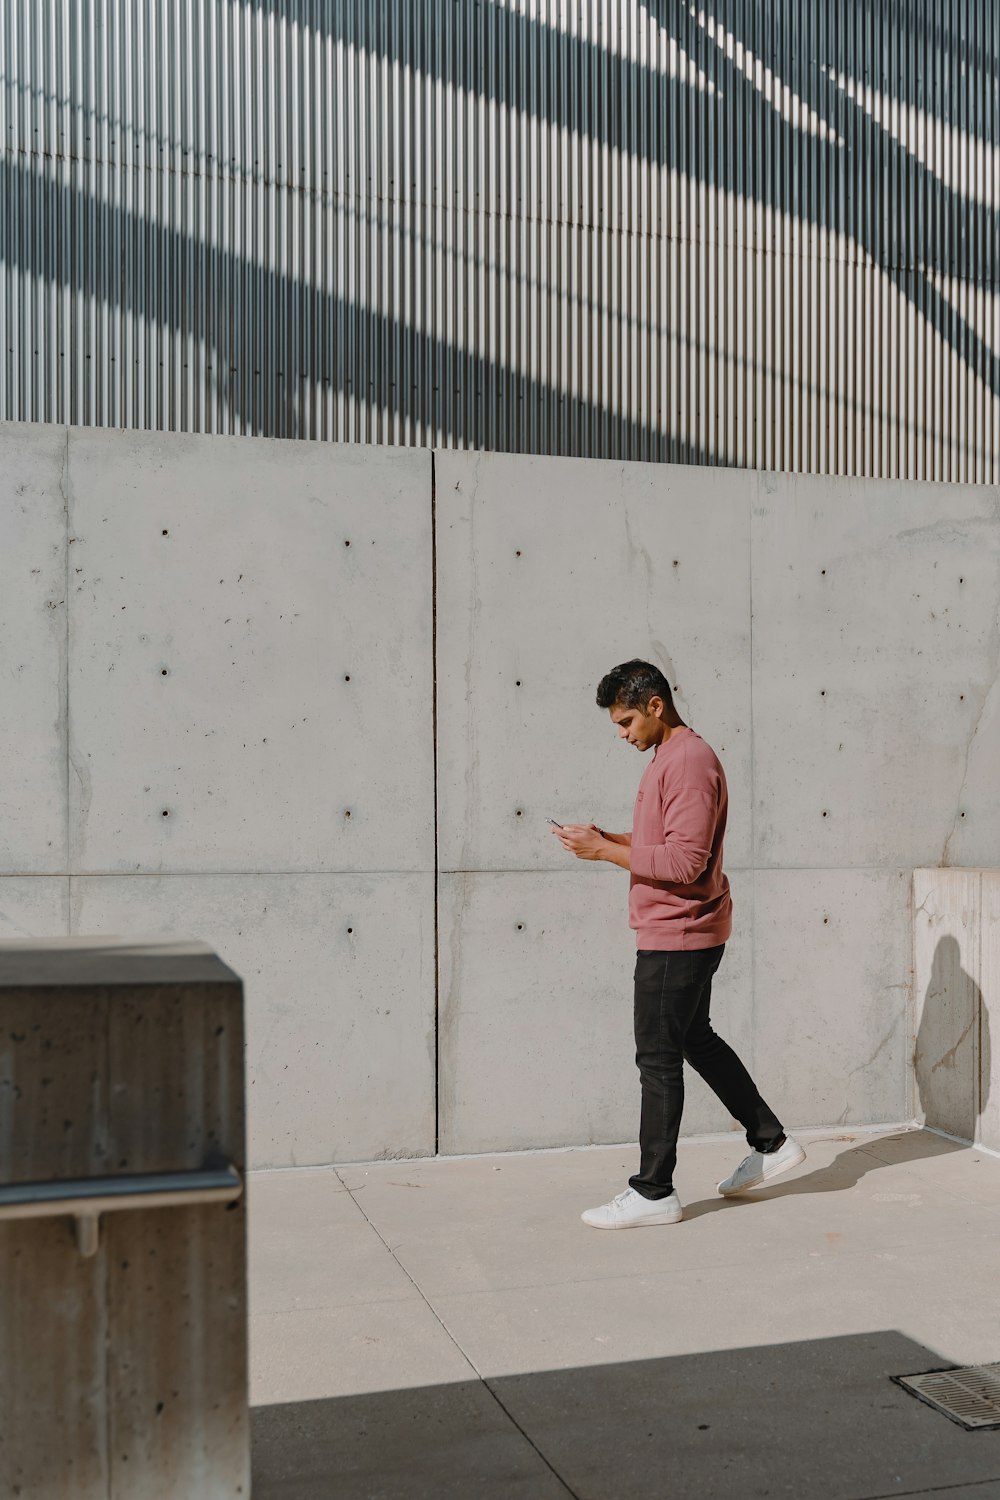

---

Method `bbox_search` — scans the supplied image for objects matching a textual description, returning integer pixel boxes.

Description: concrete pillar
[0,936,248,1498]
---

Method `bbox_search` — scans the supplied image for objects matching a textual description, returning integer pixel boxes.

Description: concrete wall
[2,421,999,1166]
[1,423,436,1169]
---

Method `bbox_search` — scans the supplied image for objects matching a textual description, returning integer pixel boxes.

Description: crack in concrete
[928,1013,976,1074]
[67,747,93,870]
[838,1021,901,1123]
[620,480,684,719]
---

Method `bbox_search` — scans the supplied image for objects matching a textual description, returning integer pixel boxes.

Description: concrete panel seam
[749,472,758,1085]
[15,863,921,878]
[62,868,439,878]
[432,448,440,1157]
[750,470,757,879]
[977,871,984,1126]
[60,426,70,929]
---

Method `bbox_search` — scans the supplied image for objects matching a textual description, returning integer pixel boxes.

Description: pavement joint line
[856,1475,1000,1500]
[332,1169,481,1377]
[480,1378,582,1500]
[333,1169,581,1499]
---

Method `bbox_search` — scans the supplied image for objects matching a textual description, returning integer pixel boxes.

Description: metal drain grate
[893,1364,1000,1430]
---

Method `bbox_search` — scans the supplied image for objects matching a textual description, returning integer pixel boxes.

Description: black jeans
[630,944,784,1200]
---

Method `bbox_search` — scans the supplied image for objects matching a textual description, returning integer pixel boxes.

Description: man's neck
[659,721,688,744]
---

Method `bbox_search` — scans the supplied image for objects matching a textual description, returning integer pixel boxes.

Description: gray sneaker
[717,1136,806,1196]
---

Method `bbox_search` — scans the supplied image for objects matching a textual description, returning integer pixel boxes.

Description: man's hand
[552,823,606,861]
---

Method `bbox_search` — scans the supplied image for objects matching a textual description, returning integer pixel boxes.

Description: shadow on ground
[679,1128,970,1221]
[251,1327,1000,1500]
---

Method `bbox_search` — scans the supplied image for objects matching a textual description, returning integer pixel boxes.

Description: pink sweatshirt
[627,726,733,951]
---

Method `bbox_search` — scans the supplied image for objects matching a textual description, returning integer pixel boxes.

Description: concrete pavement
[248,1126,1000,1499]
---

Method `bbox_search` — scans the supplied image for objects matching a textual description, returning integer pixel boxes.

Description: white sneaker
[717,1136,806,1196]
[581,1186,683,1229]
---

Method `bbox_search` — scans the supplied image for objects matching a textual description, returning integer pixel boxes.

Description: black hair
[595,659,675,716]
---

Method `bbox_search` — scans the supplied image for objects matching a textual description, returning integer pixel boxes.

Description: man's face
[610,698,662,751]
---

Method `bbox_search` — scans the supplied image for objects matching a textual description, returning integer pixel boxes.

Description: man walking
[553,659,804,1229]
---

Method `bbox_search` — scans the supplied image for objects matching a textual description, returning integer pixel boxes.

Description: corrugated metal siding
[2,0,998,479]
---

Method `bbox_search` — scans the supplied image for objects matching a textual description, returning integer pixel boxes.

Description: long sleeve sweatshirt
[628,725,733,951]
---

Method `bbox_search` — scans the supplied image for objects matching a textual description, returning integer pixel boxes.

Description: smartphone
[546,817,564,828]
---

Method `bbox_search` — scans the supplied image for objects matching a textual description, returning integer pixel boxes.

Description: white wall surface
[2,423,998,1166]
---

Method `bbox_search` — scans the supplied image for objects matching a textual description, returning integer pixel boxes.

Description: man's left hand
[552,824,606,861]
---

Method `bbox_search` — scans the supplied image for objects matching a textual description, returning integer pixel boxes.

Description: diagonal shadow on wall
[0,155,722,459]
[2,0,998,453]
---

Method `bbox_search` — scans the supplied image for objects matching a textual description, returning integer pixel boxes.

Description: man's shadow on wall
[683,934,990,1221]
[913,932,990,1144]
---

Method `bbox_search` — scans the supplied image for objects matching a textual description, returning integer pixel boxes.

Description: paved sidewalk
[248,1126,1000,1499]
